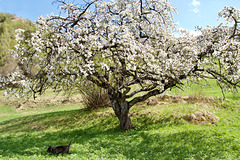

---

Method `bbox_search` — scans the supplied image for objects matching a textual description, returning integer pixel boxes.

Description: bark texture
[109,92,133,130]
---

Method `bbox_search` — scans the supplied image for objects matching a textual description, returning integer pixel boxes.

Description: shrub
[80,82,110,109]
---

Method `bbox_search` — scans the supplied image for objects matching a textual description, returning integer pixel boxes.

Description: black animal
[47,141,72,155]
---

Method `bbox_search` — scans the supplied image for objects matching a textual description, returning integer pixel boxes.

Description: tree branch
[126,83,158,99]
[71,0,97,27]
[128,88,164,108]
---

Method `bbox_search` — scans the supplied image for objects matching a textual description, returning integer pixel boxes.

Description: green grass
[0,90,83,122]
[170,79,240,101]
[0,84,240,159]
[1,105,240,160]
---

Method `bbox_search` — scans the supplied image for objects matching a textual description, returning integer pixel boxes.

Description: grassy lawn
[170,79,240,101]
[0,83,240,159]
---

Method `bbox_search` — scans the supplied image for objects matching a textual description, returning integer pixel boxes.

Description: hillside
[0,13,35,75]
[0,13,30,23]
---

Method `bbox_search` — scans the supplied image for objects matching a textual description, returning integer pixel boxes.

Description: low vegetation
[79,82,110,109]
[0,83,240,159]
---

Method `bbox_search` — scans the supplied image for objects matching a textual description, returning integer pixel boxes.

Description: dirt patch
[182,110,219,125]
[145,94,217,107]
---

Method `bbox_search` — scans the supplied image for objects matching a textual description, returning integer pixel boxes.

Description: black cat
[47,141,72,155]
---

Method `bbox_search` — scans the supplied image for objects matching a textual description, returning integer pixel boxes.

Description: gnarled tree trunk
[108,92,133,130]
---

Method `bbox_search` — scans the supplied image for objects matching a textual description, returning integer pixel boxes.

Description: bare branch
[126,83,158,98]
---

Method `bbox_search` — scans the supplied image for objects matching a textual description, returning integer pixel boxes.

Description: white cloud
[191,0,200,6]
[178,27,202,37]
[192,8,200,13]
[189,0,201,14]
[189,30,202,37]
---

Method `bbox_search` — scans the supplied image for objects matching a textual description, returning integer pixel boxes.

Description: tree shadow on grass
[129,130,239,159]
[1,124,240,159]
[0,108,240,159]
[0,108,92,132]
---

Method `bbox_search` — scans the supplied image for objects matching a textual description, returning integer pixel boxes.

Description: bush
[80,82,110,109]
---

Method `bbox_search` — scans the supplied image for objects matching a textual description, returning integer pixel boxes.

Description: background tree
[2,0,240,130]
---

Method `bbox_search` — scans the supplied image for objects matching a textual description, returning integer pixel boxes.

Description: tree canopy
[1,0,240,130]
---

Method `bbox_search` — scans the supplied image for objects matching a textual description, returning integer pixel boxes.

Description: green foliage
[0,13,35,66]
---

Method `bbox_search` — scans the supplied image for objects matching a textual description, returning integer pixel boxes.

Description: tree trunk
[108,93,133,130]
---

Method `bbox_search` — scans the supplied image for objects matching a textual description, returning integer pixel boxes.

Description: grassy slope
[0,86,240,159]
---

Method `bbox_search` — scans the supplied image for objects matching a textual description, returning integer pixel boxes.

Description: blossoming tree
[2,0,240,130]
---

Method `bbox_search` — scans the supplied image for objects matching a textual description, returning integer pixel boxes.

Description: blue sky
[0,0,239,31]
[170,0,240,31]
